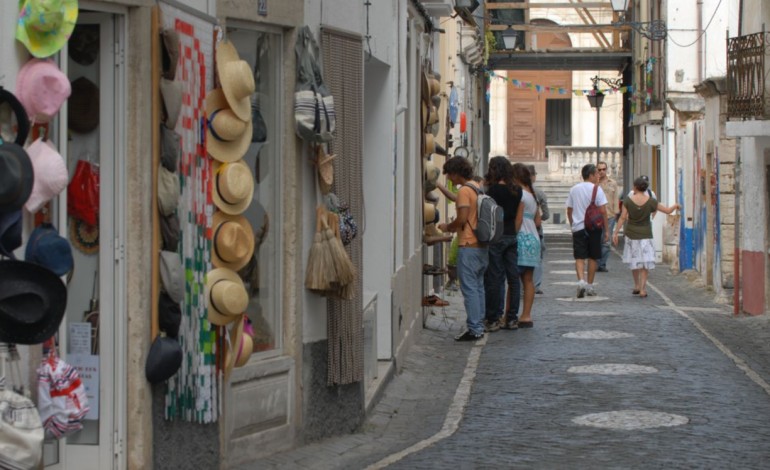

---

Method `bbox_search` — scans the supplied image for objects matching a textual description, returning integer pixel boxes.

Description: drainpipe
[734,143,741,315]
[697,0,703,83]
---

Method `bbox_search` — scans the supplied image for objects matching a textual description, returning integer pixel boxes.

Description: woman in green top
[611,177,679,298]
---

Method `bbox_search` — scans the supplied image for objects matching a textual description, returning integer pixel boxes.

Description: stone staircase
[534,177,572,226]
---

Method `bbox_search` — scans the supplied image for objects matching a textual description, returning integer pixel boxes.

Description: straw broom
[305,205,332,291]
[325,211,356,287]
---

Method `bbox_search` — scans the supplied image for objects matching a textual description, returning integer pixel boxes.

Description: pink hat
[16,59,71,124]
[24,138,69,213]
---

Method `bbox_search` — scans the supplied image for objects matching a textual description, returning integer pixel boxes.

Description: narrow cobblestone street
[260,231,770,469]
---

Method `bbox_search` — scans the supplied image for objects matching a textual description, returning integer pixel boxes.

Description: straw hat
[216,40,255,121]
[423,133,435,158]
[16,59,71,124]
[424,161,440,192]
[316,146,335,195]
[205,268,248,326]
[421,70,430,105]
[16,0,78,59]
[212,160,254,215]
[205,88,252,163]
[224,314,254,379]
[212,211,254,272]
[423,202,438,226]
[427,75,440,97]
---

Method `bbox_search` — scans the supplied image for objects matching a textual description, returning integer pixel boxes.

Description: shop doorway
[43,11,127,470]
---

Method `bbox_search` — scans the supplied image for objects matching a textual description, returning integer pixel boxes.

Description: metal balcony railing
[727,30,770,120]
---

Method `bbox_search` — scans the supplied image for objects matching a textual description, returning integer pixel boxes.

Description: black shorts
[572,229,602,260]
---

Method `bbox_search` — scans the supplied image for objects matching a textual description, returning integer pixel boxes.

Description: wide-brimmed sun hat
[0,143,34,214]
[16,0,78,59]
[24,138,68,214]
[212,160,254,215]
[215,40,255,122]
[16,59,71,124]
[206,268,249,326]
[205,88,252,162]
[0,260,67,345]
[212,211,255,272]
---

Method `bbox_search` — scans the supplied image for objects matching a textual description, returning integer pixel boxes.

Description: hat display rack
[203,30,258,380]
[421,67,452,247]
[1,0,78,354]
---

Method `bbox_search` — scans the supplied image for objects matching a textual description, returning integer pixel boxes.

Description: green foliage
[447,236,459,267]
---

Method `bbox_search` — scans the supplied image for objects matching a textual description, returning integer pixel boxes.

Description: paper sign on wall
[67,353,100,420]
[69,323,92,355]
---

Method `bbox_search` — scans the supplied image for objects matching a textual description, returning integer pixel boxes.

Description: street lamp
[501,25,518,50]
[586,85,604,164]
[610,0,667,41]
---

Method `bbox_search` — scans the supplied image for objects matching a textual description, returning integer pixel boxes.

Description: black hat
[0,88,30,146]
[68,24,99,66]
[145,336,183,384]
[0,211,22,259]
[158,291,181,338]
[0,143,34,214]
[0,260,67,344]
[160,213,180,251]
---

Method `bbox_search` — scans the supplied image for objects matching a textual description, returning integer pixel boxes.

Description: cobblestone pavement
[259,232,770,469]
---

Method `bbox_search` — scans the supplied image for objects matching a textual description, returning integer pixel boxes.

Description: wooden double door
[506,70,572,161]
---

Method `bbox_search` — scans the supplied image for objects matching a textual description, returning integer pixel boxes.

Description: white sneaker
[576,283,586,299]
[586,286,596,296]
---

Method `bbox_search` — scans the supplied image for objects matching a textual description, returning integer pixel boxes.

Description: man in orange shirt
[438,157,488,341]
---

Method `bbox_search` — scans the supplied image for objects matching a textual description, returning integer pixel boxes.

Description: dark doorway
[545,99,571,146]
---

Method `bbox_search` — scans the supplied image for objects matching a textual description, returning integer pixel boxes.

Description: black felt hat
[158,291,181,338]
[0,143,34,214]
[145,336,183,384]
[0,88,30,145]
[0,260,67,345]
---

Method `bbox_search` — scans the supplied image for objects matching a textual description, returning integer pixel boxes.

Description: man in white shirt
[566,163,609,298]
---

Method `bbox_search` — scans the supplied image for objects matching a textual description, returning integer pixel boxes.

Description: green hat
[16,0,79,58]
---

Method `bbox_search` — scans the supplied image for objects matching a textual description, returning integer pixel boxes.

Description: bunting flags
[486,70,634,97]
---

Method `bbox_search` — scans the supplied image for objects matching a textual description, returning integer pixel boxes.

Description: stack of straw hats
[420,70,451,244]
[204,39,257,378]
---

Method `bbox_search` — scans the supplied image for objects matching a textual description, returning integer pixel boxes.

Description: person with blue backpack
[438,157,490,341]
[482,156,523,332]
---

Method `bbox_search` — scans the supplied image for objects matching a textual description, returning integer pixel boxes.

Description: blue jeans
[484,235,519,324]
[458,247,489,335]
[600,217,617,269]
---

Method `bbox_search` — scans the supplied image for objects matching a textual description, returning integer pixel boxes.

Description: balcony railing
[546,146,623,182]
[727,30,770,120]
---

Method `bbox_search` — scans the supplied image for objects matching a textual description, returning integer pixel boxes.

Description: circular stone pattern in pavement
[563,330,634,339]
[567,364,658,375]
[560,310,618,317]
[573,410,689,430]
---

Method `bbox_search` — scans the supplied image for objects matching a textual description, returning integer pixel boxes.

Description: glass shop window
[226,26,282,354]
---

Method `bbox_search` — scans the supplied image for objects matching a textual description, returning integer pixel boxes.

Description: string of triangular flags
[486,70,635,97]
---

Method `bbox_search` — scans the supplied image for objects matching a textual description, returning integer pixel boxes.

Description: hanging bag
[294,26,335,143]
[67,159,100,226]
[584,184,604,231]
[36,343,90,440]
[0,344,44,470]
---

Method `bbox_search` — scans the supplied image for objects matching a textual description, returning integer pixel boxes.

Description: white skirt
[622,237,656,270]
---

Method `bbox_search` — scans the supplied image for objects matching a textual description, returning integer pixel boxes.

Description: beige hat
[212,160,254,215]
[157,165,180,216]
[316,146,335,195]
[205,88,252,163]
[427,75,440,97]
[224,314,253,379]
[212,211,255,271]
[424,161,440,192]
[427,105,439,125]
[423,133,435,158]
[160,78,183,129]
[423,202,438,225]
[216,40,255,121]
[206,268,248,326]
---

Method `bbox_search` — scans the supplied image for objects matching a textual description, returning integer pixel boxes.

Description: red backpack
[584,184,604,231]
